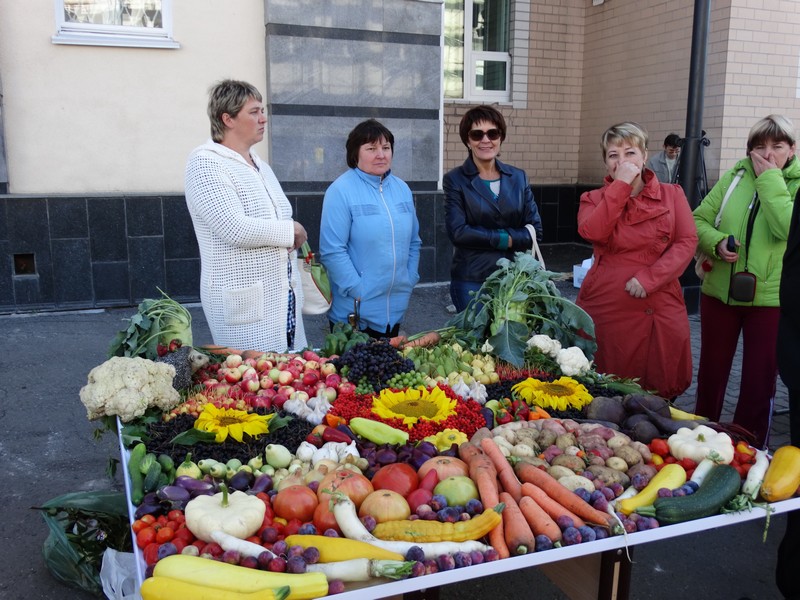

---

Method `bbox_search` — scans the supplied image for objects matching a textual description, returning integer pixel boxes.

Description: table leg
[540,546,634,600]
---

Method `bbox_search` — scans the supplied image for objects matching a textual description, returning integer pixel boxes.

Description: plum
[260,527,279,543]
[327,580,346,595]
[429,494,448,511]
[577,525,596,542]
[469,550,485,565]
[423,559,439,574]
[593,526,609,540]
[411,561,426,578]
[534,535,554,551]
[405,546,426,562]
[573,487,592,504]
[453,551,472,568]
[257,551,273,570]
[323,528,340,537]
[465,498,484,515]
[271,540,288,556]
[221,550,240,564]
[555,515,575,531]
[483,548,500,562]
[302,547,321,564]
[561,526,582,546]
[436,554,456,571]
[268,557,287,572]
[286,556,307,574]
[239,556,258,569]
[298,523,318,535]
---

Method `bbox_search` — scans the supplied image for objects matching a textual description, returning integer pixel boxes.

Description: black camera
[726,235,736,253]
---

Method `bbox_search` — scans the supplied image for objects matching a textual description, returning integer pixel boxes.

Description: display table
[119,423,798,600]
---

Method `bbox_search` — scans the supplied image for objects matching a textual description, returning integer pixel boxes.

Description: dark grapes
[332,340,416,393]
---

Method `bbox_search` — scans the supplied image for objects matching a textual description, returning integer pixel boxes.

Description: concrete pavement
[0,242,788,599]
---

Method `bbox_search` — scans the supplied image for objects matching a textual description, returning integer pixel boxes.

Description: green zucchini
[648,464,742,525]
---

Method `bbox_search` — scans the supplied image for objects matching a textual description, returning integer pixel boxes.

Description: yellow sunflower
[194,404,273,443]
[371,385,457,428]
[511,377,593,412]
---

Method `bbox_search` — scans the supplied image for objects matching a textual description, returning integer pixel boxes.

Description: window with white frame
[53,1,179,49]
[444,0,511,102]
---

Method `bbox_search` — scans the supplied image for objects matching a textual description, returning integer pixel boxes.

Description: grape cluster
[333,340,415,393]
[386,370,427,389]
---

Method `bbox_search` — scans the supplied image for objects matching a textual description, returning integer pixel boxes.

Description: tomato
[155,526,175,544]
[317,470,374,509]
[139,514,156,525]
[284,518,303,537]
[678,457,697,471]
[156,515,168,527]
[417,456,469,481]
[142,543,161,566]
[312,502,340,535]
[370,463,419,498]
[246,536,262,545]
[167,510,185,524]
[358,490,411,523]
[663,455,677,464]
[171,539,188,554]
[649,439,670,457]
[173,528,195,544]
[272,485,319,522]
[132,519,150,535]
[136,527,157,549]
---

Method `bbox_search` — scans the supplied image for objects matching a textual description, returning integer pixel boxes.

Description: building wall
[0,0,268,195]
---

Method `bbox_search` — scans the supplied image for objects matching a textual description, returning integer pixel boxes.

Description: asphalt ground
[0,243,789,599]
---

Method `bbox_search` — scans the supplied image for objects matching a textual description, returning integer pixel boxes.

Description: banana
[669,405,708,421]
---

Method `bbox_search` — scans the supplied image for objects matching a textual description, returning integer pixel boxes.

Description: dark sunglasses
[468,128,501,142]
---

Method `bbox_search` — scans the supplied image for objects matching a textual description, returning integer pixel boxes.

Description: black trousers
[776,386,800,600]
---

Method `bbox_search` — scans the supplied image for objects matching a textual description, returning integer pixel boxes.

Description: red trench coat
[576,171,697,398]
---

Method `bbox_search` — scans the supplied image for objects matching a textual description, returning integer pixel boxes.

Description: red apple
[272,393,289,409]
[242,377,261,393]
[302,371,320,386]
[259,376,274,390]
[277,370,294,385]
[338,382,356,395]
[257,388,276,400]
[304,360,320,372]
[320,362,337,376]
[251,395,272,409]
[292,390,310,402]
[325,374,342,388]
[223,368,242,384]
[225,354,243,369]
[303,350,321,362]
[255,357,273,372]
[244,358,258,368]
[322,386,337,402]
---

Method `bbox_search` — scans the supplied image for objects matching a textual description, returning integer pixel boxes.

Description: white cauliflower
[556,346,592,377]
[527,334,562,357]
[79,356,181,422]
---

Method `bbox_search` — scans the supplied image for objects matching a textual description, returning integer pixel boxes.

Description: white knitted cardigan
[185,140,306,352]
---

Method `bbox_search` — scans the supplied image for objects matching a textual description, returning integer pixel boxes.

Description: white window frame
[463,0,511,103]
[52,1,179,49]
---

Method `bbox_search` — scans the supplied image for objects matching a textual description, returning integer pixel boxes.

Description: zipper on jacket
[378,180,397,328]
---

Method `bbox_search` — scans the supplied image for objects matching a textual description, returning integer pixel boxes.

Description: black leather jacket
[444,156,543,282]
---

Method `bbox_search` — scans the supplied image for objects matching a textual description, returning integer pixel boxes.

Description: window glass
[472,0,509,53]
[63,0,163,28]
[444,0,465,98]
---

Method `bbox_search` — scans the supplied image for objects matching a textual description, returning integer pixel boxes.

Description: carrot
[479,437,523,503]
[458,443,508,558]
[241,349,265,360]
[518,495,562,543]
[401,331,441,348]
[200,344,246,356]
[388,335,408,348]
[499,492,536,555]
[521,482,585,528]
[515,462,615,528]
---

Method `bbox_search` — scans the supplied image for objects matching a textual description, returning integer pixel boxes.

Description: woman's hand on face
[750,150,778,177]
[716,237,739,263]
[625,277,647,299]
[614,160,642,185]
[293,221,308,250]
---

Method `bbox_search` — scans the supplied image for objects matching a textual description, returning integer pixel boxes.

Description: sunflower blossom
[371,385,457,428]
[194,403,273,443]
[511,377,593,412]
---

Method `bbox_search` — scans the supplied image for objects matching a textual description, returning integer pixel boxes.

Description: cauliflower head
[556,346,592,377]
[79,356,181,422]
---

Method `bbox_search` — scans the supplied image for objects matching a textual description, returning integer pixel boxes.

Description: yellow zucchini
[371,506,502,542]
[617,463,687,515]
[284,534,404,562]
[141,576,289,600]
[153,555,328,600]
[760,445,800,503]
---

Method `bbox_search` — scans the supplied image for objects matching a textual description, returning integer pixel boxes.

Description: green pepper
[349,417,409,445]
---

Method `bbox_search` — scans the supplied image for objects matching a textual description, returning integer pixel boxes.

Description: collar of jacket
[199,139,259,167]
[603,167,664,201]
[354,167,394,189]
[461,155,513,178]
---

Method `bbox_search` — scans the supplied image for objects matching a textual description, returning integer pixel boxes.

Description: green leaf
[169,428,218,445]
[268,413,292,432]
[487,320,529,366]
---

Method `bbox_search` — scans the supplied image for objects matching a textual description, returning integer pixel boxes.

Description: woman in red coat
[577,122,697,398]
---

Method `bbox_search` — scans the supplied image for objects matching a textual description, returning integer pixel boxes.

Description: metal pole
[679,0,711,209]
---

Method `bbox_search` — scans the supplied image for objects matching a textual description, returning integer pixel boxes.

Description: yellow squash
[760,445,800,503]
[283,534,404,562]
[371,506,502,543]
[617,463,687,515]
[153,555,328,600]
[141,576,289,600]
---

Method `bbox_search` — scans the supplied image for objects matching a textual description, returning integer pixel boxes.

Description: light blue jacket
[320,168,421,332]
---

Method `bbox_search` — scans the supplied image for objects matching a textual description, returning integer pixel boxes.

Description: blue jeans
[450,280,483,313]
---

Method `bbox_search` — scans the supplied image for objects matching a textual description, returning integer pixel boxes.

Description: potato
[631,441,653,463]
[538,429,557,449]
[605,456,629,471]
[586,465,631,487]
[558,475,596,493]
[515,428,540,445]
[493,435,514,452]
[511,443,535,458]
[613,444,643,468]
[626,462,657,482]
[555,433,577,450]
[516,456,549,469]
[551,454,586,473]
[547,465,576,480]
[606,432,633,449]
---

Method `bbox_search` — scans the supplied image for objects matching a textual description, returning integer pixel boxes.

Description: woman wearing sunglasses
[444,105,543,312]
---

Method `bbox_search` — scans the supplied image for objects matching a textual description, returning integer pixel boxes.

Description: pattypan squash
[184,483,266,542]
[667,425,734,465]
[424,429,469,452]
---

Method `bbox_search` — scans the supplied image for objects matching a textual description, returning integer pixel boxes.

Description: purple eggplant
[134,501,163,519]
[174,476,215,495]
[229,469,255,492]
[335,424,357,440]
[157,485,191,503]
[480,407,495,429]
[248,473,273,495]
[439,444,458,457]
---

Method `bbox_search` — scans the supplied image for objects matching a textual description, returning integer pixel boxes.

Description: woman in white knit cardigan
[185,80,308,352]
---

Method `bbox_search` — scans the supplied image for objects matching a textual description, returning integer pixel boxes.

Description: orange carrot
[499,492,536,555]
[521,482,585,528]
[515,462,615,528]
[200,344,246,356]
[401,331,441,348]
[388,335,408,348]
[480,437,523,503]
[458,443,508,558]
[518,495,562,543]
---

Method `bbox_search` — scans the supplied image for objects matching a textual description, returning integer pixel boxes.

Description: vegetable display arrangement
[446,253,596,366]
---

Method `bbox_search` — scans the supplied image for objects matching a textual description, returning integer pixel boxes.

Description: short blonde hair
[207,79,263,143]
[600,122,649,159]
[747,115,796,153]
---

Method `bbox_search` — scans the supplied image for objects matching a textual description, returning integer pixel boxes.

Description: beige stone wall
[444,0,585,184]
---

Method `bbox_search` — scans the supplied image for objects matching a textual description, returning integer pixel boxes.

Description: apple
[277,362,289,371]
[338,382,356,395]
[268,368,281,383]
[433,476,479,507]
[257,387,276,399]
[291,390,310,402]
[256,357,273,372]
[259,376,274,390]
[244,358,258,368]
[302,371,320,386]
[406,488,434,513]
[304,360,320,372]
[287,366,302,380]
[250,395,272,409]
[303,350,321,362]
[322,386,337,402]
[278,385,295,397]
[272,392,289,409]
[223,368,242,384]
[238,364,253,375]
[242,377,261,393]
[325,373,342,388]
[320,362,337,376]
[277,370,294,385]
[225,354,243,369]
[289,359,305,371]
[203,378,219,388]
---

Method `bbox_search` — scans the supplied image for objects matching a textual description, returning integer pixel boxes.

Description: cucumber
[650,464,741,524]
[127,443,147,505]
[143,460,163,493]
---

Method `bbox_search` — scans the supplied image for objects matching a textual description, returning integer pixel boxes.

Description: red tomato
[139,514,156,525]
[167,510,185,524]
[272,486,319,522]
[284,518,303,537]
[132,519,150,535]
[663,455,677,464]
[678,457,697,471]
[155,527,174,544]
[173,528,195,544]
[171,539,188,554]
[136,527,157,549]
[370,463,420,498]
[142,543,161,566]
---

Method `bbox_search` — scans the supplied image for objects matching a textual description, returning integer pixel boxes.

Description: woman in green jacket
[693,115,800,448]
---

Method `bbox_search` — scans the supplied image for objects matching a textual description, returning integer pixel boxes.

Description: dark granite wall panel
[163,196,198,260]
[165,258,201,301]
[49,197,88,239]
[93,262,130,305]
[52,238,92,306]
[0,197,7,240]
[0,241,12,308]
[126,196,164,237]
[129,237,165,302]
[88,197,127,262]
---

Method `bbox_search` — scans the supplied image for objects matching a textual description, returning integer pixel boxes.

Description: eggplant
[174,476,215,495]
[480,407,495,429]
[638,404,700,434]
[134,501,163,520]
[335,424,357,440]
[438,443,458,457]
[248,473,273,495]
[415,440,438,457]
[228,469,255,491]
[156,485,191,503]
[141,492,160,506]
[409,448,430,470]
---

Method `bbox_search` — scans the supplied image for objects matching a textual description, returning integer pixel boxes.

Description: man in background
[647,133,681,183]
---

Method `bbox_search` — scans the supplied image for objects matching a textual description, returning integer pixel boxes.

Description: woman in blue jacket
[444,105,543,311]
[320,119,421,337]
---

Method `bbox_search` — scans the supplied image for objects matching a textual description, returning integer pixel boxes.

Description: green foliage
[447,253,597,367]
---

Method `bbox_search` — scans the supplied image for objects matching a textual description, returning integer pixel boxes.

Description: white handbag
[524,223,546,269]
[298,243,331,315]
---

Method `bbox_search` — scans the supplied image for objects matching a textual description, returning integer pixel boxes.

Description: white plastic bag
[100,548,141,600]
